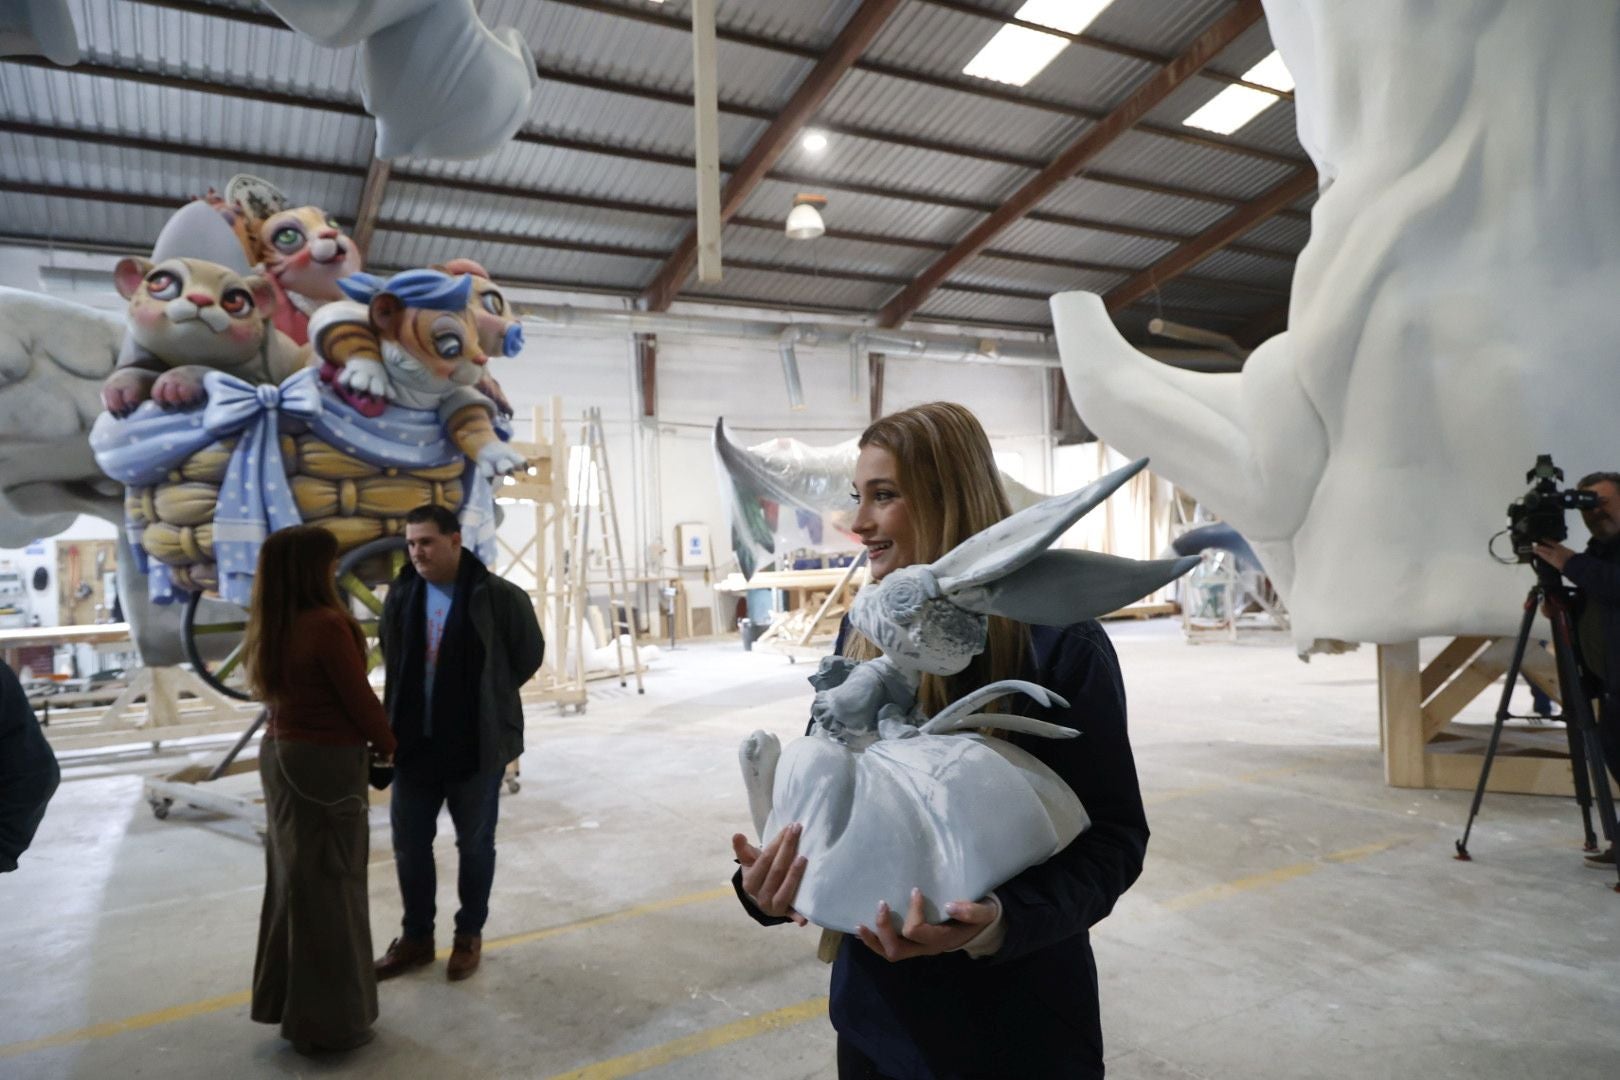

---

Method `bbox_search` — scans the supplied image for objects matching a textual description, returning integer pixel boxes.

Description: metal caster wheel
[150,798,172,820]
[506,779,521,794]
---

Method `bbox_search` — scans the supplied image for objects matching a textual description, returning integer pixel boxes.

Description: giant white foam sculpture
[1052,0,1620,655]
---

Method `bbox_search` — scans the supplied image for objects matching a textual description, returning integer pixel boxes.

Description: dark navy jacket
[740,619,1148,1079]
[1,659,61,873]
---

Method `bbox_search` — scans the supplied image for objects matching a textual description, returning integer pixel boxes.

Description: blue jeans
[391,765,502,940]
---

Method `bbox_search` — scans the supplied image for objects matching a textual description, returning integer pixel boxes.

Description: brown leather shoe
[447,933,481,981]
[375,936,435,980]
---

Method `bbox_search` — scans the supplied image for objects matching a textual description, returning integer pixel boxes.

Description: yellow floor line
[1161,837,1405,913]
[0,886,731,1060]
[542,997,828,1080]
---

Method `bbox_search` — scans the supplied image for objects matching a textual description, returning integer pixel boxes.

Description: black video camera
[1508,454,1598,562]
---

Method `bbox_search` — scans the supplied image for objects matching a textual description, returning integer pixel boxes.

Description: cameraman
[1532,470,1620,867]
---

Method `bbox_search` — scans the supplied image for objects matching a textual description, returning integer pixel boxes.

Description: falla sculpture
[739,458,1196,934]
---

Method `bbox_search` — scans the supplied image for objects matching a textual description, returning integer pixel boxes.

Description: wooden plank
[1418,636,1490,700]
[690,0,723,283]
[875,0,1264,328]
[351,154,392,258]
[1423,750,1618,799]
[1420,638,1516,740]
[1378,641,1425,787]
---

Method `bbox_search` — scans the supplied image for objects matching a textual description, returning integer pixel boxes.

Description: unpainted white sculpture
[739,460,1195,933]
[713,418,1045,578]
[262,0,538,160]
[1053,0,1620,654]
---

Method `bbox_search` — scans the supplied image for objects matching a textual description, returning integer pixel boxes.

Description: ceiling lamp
[785,193,827,240]
[801,131,828,153]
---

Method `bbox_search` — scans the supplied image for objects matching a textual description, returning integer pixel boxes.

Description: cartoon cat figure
[308,268,527,479]
[254,205,363,345]
[435,258,523,419]
[100,257,308,417]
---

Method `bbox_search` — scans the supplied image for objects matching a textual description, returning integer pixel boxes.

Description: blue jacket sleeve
[990,622,1148,964]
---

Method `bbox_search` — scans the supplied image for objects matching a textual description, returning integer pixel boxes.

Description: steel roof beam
[638,0,905,312]
[876,0,1266,328]
[1103,167,1316,311]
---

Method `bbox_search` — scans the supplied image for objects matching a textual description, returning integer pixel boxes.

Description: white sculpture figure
[739,459,1195,933]
[262,0,538,160]
[0,0,79,65]
[713,418,1046,578]
[1052,0,1620,655]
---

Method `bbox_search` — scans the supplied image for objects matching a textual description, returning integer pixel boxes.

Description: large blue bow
[205,367,323,606]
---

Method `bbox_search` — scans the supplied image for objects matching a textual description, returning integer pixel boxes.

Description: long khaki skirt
[252,737,378,1047]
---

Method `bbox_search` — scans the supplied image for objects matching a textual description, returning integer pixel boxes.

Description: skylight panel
[1182,50,1294,134]
[962,0,1116,88]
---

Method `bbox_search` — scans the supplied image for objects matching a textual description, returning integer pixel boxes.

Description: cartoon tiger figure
[100,257,308,416]
[308,268,526,479]
[434,258,524,419]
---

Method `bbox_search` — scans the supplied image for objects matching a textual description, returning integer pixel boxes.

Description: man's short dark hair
[404,504,461,535]
[1578,472,1620,490]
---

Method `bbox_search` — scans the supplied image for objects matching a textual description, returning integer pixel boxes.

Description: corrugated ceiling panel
[913,289,1052,329]
[71,0,360,101]
[994,217,1179,269]
[685,267,894,313]
[772,131,1031,204]
[381,183,687,253]
[719,0,868,46]
[0,132,362,216]
[818,68,1089,162]
[394,143,696,210]
[1086,0,1233,54]
[947,255,1124,298]
[0,190,170,247]
[1147,278,1272,319]
[1204,17,1279,79]
[1187,248,1296,288]
[0,62,372,167]
[721,226,939,280]
[511,0,811,111]
[866,1,1158,112]
[1242,214,1311,251]
[740,177,983,245]
[522,78,767,161]
[368,231,656,291]
[1036,175,1232,235]
[1088,128,1298,200]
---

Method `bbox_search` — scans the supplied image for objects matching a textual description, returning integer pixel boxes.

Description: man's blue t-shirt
[424,580,455,733]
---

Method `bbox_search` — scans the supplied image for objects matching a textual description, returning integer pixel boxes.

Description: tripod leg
[1564,706,1598,850]
[1457,592,1540,859]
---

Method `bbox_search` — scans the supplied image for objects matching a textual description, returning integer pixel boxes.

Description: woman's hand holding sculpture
[856,889,998,962]
[732,824,809,926]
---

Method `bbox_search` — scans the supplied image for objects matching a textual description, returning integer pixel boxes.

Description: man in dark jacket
[374,505,544,981]
[1533,469,1620,867]
[1,658,61,873]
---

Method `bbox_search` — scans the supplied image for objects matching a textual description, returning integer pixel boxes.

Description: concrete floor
[3,620,1618,1079]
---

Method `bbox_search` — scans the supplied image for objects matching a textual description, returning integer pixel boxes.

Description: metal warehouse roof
[0,0,1312,346]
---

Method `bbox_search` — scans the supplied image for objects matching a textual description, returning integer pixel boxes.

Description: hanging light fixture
[785,193,827,240]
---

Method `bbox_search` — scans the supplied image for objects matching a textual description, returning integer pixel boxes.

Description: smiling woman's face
[851,444,917,581]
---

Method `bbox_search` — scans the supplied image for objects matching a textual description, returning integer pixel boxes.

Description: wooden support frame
[1378,636,1610,797]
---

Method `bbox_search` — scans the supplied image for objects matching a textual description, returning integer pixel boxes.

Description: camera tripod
[1455,559,1620,891]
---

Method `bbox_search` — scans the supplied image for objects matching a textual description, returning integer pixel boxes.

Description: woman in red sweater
[243,525,397,1054]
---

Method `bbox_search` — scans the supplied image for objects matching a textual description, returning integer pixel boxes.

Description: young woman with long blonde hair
[732,402,1148,1079]
[243,525,396,1055]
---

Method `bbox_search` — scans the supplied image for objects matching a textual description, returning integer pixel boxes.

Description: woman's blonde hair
[241,525,366,706]
[845,401,1029,715]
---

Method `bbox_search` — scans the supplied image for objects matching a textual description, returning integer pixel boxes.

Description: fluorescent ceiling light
[801,131,828,153]
[1181,50,1294,134]
[962,0,1115,87]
